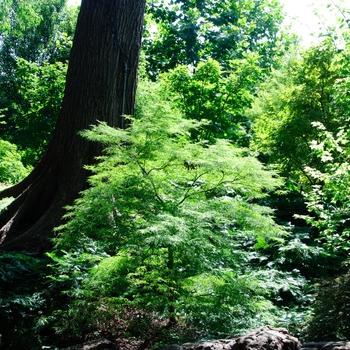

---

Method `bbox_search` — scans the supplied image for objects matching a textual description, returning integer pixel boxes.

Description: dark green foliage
[0,251,49,349]
[144,0,291,77]
[7,59,67,166]
[307,271,350,341]
[3,0,350,346]
[0,0,77,166]
[43,248,108,347]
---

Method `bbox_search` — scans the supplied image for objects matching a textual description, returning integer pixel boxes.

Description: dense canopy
[1,0,350,349]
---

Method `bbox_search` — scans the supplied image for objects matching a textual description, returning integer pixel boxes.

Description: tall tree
[249,41,345,188]
[0,0,146,252]
[163,56,261,144]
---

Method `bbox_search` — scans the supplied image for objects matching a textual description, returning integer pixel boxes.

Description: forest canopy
[1,0,350,349]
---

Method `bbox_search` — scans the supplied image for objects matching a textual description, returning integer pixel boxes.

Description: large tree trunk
[0,0,146,252]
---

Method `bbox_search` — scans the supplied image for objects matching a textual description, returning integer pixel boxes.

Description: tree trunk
[0,0,146,252]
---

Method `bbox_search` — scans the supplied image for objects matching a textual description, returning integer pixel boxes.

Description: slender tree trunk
[0,0,146,252]
[167,246,177,325]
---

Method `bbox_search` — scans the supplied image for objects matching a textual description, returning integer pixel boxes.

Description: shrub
[0,139,31,184]
[307,270,350,340]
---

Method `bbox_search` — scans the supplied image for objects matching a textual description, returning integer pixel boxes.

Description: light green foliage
[163,57,261,144]
[0,197,14,214]
[48,80,305,338]
[47,248,107,295]
[273,17,350,337]
[0,0,77,166]
[250,40,349,188]
[0,0,13,33]
[297,122,350,254]
[0,139,31,184]
[0,0,331,346]
[11,58,67,165]
[0,0,41,35]
[0,183,14,213]
[284,25,350,254]
[0,0,75,62]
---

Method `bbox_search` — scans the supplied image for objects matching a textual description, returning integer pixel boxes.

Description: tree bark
[0,0,146,252]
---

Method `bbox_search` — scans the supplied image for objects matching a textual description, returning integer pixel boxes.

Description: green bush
[307,270,350,340]
[46,80,313,344]
[0,251,49,349]
[0,139,31,184]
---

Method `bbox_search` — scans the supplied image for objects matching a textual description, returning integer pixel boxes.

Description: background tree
[297,121,350,340]
[143,0,292,77]
[298,121,350,255]
[0,0,146,252]
[249,12,350,340]
[249,40,347,189]
[2,0,350,347]
[6,59,68,166]
[0,0,78,166]
[163,55,261,144]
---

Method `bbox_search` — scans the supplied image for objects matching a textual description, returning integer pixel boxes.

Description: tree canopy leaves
[144,0,290,77]
[49,79,293,338]
[3,0,350,347]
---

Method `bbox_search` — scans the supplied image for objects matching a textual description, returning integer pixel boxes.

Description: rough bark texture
[0,0,146,252]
